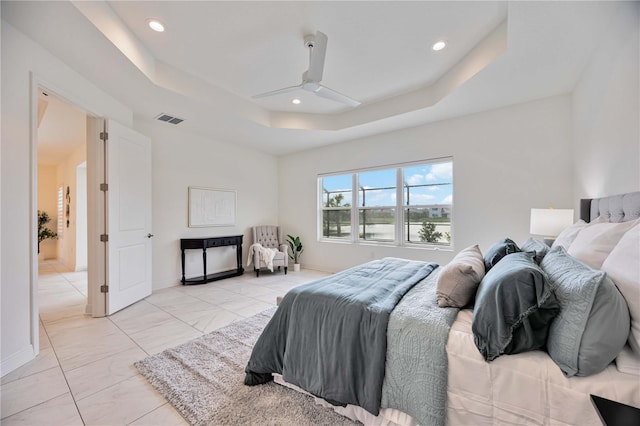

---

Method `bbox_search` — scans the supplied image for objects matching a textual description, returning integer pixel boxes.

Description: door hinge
[100,234,109,242]
[100,131,108,141]
[100,183,108,191]
[100,285,109,293]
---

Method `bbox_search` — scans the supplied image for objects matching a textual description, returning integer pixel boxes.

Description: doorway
[35,84,154,315]
[36,88,90,312]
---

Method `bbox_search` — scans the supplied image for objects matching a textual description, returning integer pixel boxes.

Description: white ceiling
[107,1,508,113]
[37,91,86,166]
[1,1,623,156]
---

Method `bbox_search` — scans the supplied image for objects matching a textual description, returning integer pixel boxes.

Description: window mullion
[317,178,322,240]
[396,168,403,245]
[352,173,359,243]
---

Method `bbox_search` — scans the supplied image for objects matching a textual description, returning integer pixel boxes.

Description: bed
[245,191,640,425]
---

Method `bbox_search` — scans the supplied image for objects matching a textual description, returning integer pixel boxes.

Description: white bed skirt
[273,374,417,426]
[273,309,640,425]
[446,310,640,426]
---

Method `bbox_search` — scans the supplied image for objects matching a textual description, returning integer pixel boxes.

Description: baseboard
[296,263,333,274]
[1,345,36,378]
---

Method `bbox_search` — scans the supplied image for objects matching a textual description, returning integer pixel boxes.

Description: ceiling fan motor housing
[302,80,321,91]
[253,30,360,107]
[304,34,317,49]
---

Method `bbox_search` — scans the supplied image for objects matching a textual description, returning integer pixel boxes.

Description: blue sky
[322,161,453,207]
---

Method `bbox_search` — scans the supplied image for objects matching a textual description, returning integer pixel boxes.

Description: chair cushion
[256,248,287,267]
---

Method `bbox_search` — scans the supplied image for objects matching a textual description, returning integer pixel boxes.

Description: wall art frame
[188,187,236,227]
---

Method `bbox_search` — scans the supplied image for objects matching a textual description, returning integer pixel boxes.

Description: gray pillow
[483,238,521,272]
[541,246,630,377]
[472,252,560,361]
[521,238,550,265]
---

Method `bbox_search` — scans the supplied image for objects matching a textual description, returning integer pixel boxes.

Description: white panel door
[106,120,152,315]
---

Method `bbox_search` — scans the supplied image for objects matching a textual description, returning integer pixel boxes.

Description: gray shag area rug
[135,307,358,426]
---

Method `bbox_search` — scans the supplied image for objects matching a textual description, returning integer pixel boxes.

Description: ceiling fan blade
[307,31,327,83]
[314,84,361,107]
[252,85,301,99]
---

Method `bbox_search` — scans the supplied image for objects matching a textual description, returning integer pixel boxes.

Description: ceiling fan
[253,31,361,107]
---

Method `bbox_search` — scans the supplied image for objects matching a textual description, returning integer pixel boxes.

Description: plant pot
[293,263,301,272]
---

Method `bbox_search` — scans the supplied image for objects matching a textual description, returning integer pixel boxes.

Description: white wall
[56,143,87,271]
[279,96,573,273]
[1,20,132,375]
[133,118,279,290]
[573,2,640,203]
[0,18,277,375]
[36,164,59,260]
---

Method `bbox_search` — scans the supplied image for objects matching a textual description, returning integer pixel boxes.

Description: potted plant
[286,234,304,272]
[38,210,58,254]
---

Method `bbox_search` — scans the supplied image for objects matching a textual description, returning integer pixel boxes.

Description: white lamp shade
[530,208,574,237]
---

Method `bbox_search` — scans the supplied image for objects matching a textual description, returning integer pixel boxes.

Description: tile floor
[0,261,329,425]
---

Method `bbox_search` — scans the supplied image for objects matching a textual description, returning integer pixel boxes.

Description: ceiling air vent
[155,113,185,125]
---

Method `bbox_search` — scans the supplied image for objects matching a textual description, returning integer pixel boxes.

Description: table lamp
[530,208,574,246]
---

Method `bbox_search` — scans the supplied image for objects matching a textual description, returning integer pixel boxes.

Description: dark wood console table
[180,235,244,285]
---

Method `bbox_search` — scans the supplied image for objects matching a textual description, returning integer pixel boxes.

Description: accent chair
[252,225,288,277]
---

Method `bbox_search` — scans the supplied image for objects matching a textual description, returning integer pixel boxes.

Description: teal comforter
[245,257,437,415]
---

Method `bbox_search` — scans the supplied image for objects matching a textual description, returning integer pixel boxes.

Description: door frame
[86,117,107,317]
[29,73,108,356]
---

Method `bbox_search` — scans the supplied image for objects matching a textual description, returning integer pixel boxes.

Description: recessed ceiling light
[148,19,165,32]
[292,99,301,105]
[432,40,447,51]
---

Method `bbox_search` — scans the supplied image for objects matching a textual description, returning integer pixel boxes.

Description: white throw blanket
[247,243,278,272]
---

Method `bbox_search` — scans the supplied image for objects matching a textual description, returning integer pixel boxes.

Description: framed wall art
[188,187,236,227]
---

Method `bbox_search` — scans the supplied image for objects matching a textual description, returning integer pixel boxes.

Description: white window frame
[355,169,399,245]
[57,185,64,237]
[318,157,453,249]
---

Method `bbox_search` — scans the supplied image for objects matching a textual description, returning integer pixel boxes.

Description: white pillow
[601,223,640,355]
[551,216,607,250]
[568,219,638,270]
[616,345,640,376]
[551,220,588,250]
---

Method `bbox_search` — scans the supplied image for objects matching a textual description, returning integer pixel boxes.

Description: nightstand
[591,394,640,426]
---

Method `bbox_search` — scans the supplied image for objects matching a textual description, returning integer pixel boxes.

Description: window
[403,163,452,246]
[319,158,453,248]
[321,174,352,239]
[359,168,396,242]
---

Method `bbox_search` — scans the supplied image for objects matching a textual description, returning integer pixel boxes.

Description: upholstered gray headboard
[580,191,640,223]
